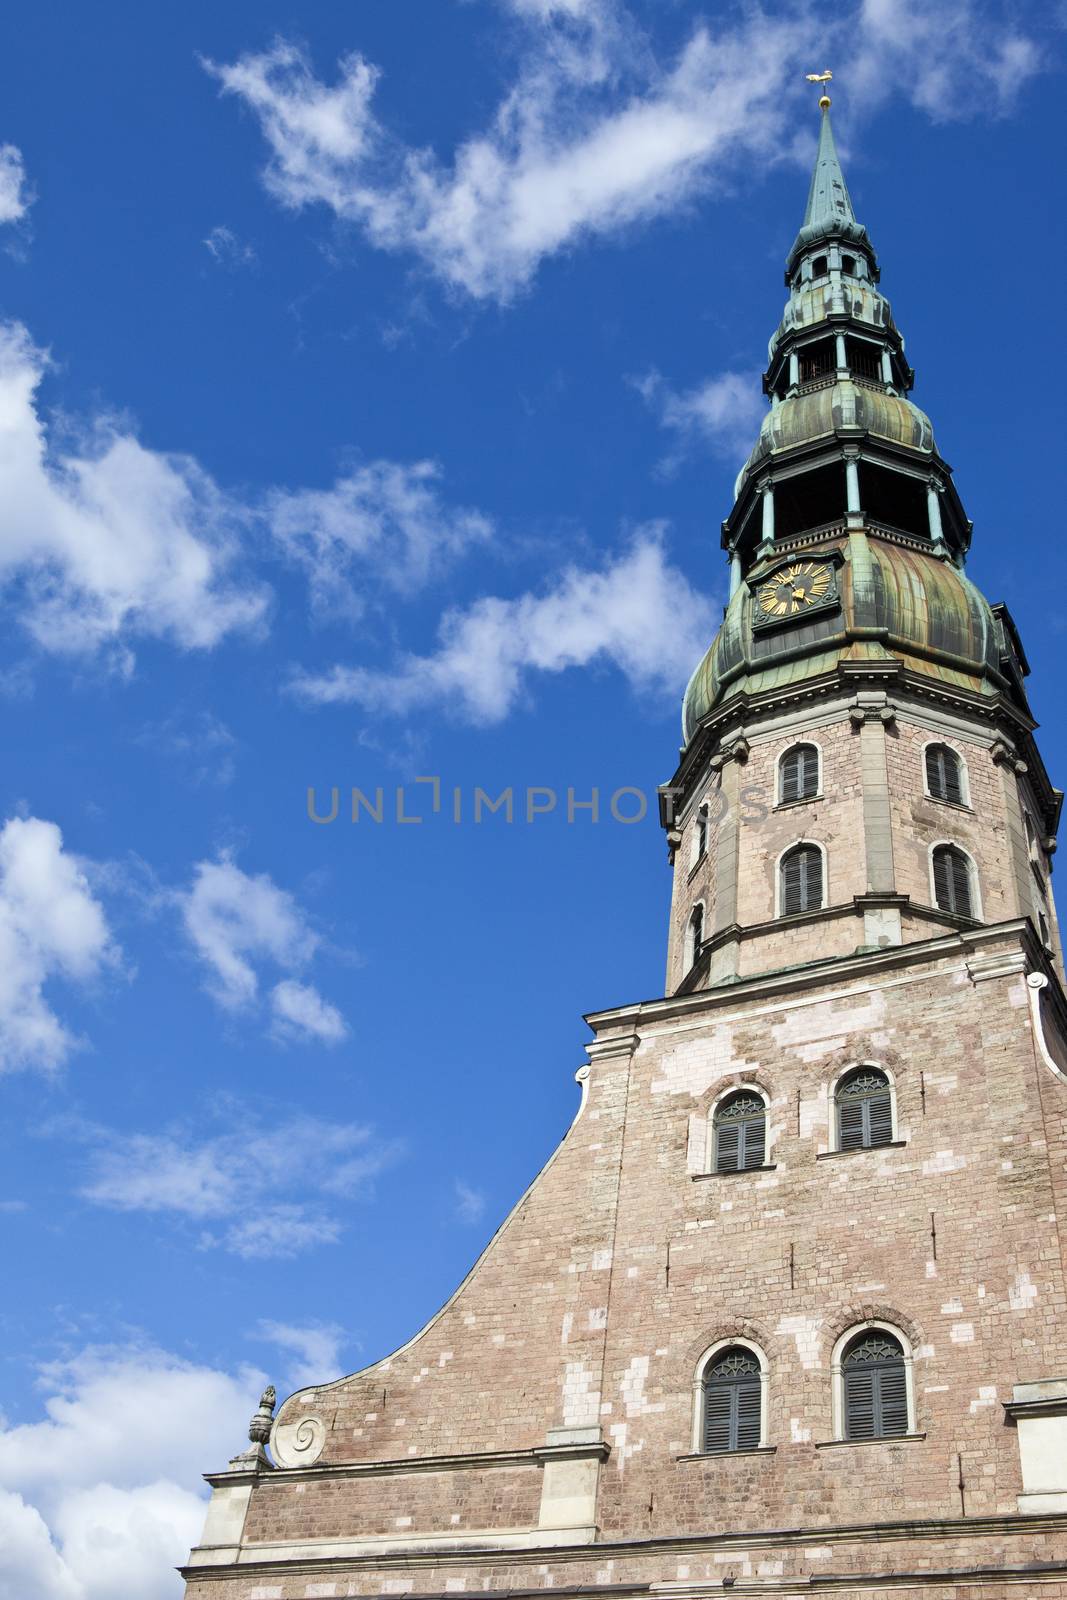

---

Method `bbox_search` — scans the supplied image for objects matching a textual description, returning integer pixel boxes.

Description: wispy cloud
[0,815,117,1074]
[454,1180,486,1224]
[202,224,257,268]
[0,322,266,668]
[77,1106,401,1259]
[133,709,237,788]
[634,368,764,472]
[206,0,1039,304]
[290,527,715,724]
[256,1320,348,1390]
[267,459,493,619]
[178,853,347,1043]
[0,144,33,226]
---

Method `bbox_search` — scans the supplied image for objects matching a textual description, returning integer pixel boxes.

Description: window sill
[676,1447,777,1462]
[922,793,972,813]
[774,794,823,811]
[692,1165,778,1180]
[816,1141,906,1160]
[686,855,707,884]
[814,1433,925,1449]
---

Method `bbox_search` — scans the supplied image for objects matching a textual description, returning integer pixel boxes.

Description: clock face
[757,560,834,621]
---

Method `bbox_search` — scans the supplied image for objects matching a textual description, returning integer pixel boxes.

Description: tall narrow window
[714,1092,767,1173]
[842,1331,908,1440]
[836,1067,893,1151]
[925,744,963,804]
[780,744,820,804]
[703,1348,762,1453]
[695,808,708,861]
[780,844,823,915]
[932,844,974,918]
[688,905,704,969]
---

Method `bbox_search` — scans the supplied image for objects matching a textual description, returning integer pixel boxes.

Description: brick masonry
[182,921,1067,1598]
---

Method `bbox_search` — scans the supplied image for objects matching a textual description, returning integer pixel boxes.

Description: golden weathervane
[805,68,833,108]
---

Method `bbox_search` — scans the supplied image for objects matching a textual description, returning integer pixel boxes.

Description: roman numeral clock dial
[755,560,835,626]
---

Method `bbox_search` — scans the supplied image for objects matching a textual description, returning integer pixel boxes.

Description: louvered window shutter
[800,745,819,797]
[781,746,819,803]
[838,1097,865,1150]
[844,1367,877,1439]
[926,745,962,805]
[933,846,973,917]
[867,1089,893,1147]
[837,1069,892,1150]
[844,1333,908,1440]
[781,845,822,915]
[703,1350,762,1453]
[715,1094,766,1173]
[715,1122,740,1172]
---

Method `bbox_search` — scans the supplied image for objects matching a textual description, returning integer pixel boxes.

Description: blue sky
[0,0,1063,1593]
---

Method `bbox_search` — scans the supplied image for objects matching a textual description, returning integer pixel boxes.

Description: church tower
[183,101,1067,1600]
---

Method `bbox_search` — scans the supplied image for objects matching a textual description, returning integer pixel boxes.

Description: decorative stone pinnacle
[229,1385,277,1472]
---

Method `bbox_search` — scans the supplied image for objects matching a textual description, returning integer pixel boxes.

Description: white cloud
[291,528,714,724]
[78,1108,399,1259]
[207,0,1038,303]
[271,978,347,1043]
[0,322,266,664]
[0,144,32,226]
[0,816,116,1073]
[454,1180,486,1224]
[0,1342,265,1600]
[177,853,345,1041]
[133,709,237,788]
[201,224,256,268]
[256,1320,346,1390]
[635,368,765,469]
[846,0,1040,120]
[267,459,493,618]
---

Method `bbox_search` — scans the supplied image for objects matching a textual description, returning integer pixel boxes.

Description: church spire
[787,99,871,274]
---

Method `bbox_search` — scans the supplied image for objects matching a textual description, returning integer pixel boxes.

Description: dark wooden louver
[703,1349,762,1453]
[925,744,963,804]
[780,744,820,803]
[932,845,973,918]
[714,1093,766,1172]
[781,844,823,915]
[836,1068,893,1150]
[843,1332,908,1440]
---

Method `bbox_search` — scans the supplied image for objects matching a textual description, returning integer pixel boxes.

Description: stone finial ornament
[229,1385,277,1471]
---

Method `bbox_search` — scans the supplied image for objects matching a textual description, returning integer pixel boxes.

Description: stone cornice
[180,1509,1067,1583]
[585,919,1052,1034]
[204,1437,611,1492]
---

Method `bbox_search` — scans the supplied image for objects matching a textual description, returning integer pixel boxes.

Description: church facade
[182,103,1067,1600]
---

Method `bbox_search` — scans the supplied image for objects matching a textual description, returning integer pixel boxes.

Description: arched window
[925,744,963,804]
[812,254,828,277]
[714,1091,766,1173]
[836,1067,893,1151]
[687,904,704,969]
[842,1330,908,1440]
[780,844,824,915]
[695,807,708,862]
[932,844,974,918]
[841,253,857,275]
[702,1347,762,1454]
[779,744,820,804]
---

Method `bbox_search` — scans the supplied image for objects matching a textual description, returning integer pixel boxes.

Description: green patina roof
[787,105,871,271]
[682,534,1004,742]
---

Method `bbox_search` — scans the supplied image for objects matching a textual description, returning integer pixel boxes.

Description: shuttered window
[703,1348,762,1453]
[688,905,704,968]
[780,744,820,804]
[843,1332,908,1440]
[932,844,974,918]
[925,744,963,804]
[836,1068,893,1151]
[780,844,823,915]
[714,1092,767,1173]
